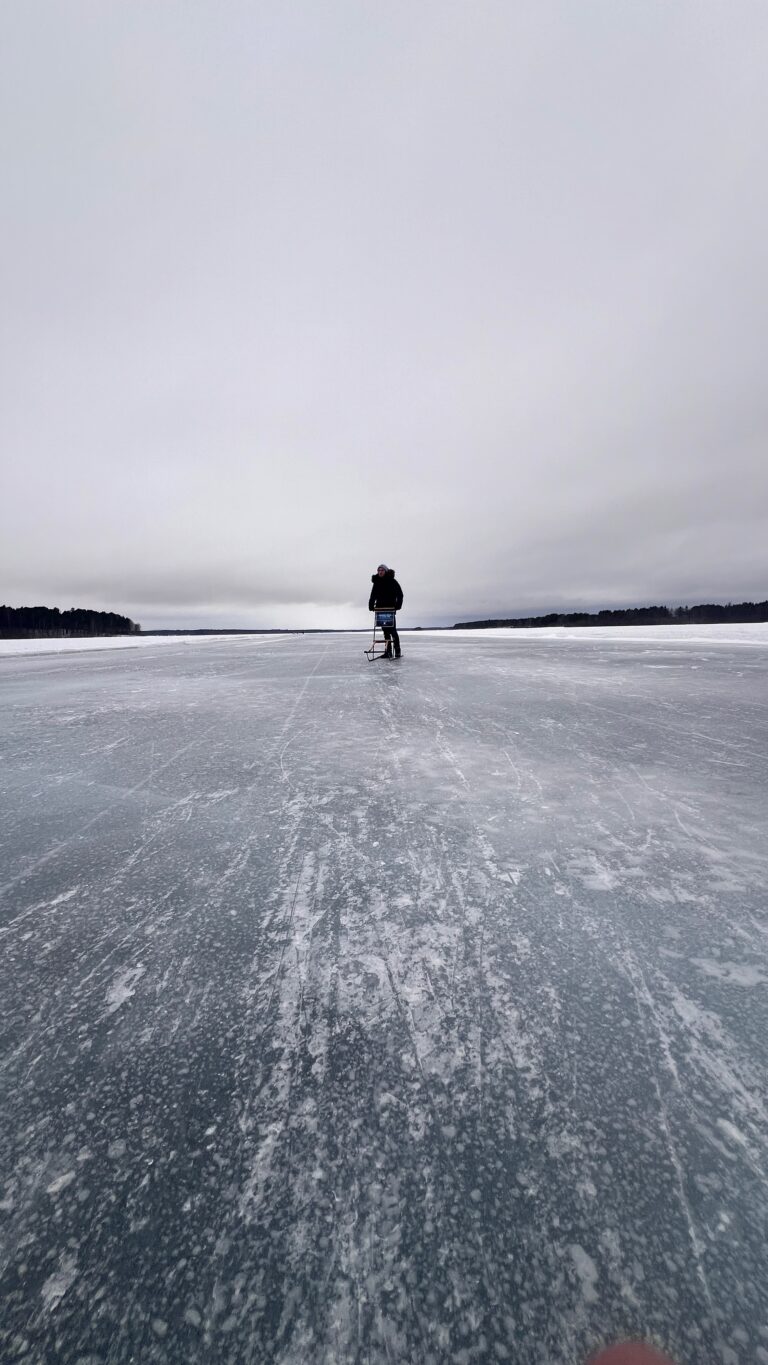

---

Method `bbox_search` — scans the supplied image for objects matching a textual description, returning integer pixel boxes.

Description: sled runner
[365,610,397,661]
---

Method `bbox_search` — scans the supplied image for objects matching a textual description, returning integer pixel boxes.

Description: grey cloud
[2,2,767,630]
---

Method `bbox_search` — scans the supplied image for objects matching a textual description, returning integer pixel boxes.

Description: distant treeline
[0,605,140,638]
[454,600,768,630]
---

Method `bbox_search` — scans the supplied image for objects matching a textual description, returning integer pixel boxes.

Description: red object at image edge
[588,1346,676,1365]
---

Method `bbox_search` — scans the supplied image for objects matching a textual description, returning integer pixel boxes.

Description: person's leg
[381,626,393,657]
[390,626,401,657]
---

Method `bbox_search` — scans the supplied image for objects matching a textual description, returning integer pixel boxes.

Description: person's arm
[368,584,376,610]
[393,579,404,611]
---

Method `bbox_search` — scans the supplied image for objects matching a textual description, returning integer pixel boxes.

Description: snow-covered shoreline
[423,621,768,647]
[0,633,297,657]
[1,620,767,658]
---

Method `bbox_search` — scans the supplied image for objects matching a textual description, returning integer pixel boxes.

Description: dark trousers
[382,625,400,655]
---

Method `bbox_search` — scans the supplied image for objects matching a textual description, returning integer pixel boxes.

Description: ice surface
[1,630,767,1363]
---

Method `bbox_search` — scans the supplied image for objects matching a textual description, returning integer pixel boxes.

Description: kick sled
[365,610,398,661]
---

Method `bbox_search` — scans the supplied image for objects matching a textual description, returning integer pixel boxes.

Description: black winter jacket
[368,569,403,612]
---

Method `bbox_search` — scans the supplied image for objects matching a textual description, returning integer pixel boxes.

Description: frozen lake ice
[1,629,767,1364]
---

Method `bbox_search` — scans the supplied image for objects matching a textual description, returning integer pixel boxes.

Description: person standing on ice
[368,564,403,658]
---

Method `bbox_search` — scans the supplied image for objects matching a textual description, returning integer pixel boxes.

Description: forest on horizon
[0,605,139,638]
[454,600,768,629]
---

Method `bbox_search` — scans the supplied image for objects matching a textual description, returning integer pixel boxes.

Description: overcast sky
[2,2,767,629]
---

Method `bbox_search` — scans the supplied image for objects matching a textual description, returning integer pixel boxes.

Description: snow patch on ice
[41,1254,78,1311]
[569,1243,599,1303]
[46,1171,76,1196]
[105,964,146,1013]
[569,853,618,891]
[692,958,767,988]
[46,887,79,908]
[716,1118,749,1148]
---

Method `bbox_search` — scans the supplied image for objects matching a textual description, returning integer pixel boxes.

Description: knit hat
[377,563,389,571]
